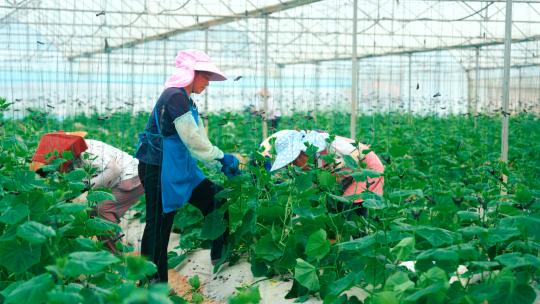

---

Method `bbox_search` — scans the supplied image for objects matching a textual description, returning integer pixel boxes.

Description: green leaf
[64,168,87,182]
[389,189,423,199]
[191,292,204,303]
[327,272,359,297]
[4,274,54,304]
[86,190,116,203]
[64,251,120,277]
[369,291,399,304]
[68,182,86,192]
[419,266,448,284]
[294,258,320,292]
[0,204,29,225]
[0,282,23,299]
[168,252,187,269]
[121,283,175,304]
[318,171,336,189]
[254,234,283,262]
[415,226,456,247]
[328,193,353,204]
[484,227,521,247]
[458,226,487,238]
[405,281,449,303]
[0,240,41,274]
[200,209,226,240]
[495,253,540,270]
[86,217,121,234]
[305,229,330,262]
[361,193,386,210]
[16,221,56,244]
[125,255,157,280]
[189,275,200,290]
[0,194,15,209]
[229,285,261,304]
[349,169,382,182]
[342,155,358,170]
[4,171,44,192]
[489,269,537,304]
[337,234,376,251]
[295,173,313,192]
[62,150,74,161]
[390,237,415,261]
[514,184,532,204]
[416,249,459,273]
[174,204,203,230]
[74,238,99,251]
[55,203,88,214]
[456,211,479,222]
[491,283,536,304]
[499,216,540,241]
[384,272,414,294]
[47,289,85,304]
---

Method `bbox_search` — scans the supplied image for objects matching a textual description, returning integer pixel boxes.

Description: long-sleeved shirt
[136,87,223,166]
[82,139,139,188]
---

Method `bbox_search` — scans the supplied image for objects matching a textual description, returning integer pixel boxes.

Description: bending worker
[135,49,239,283]
[30,131,144,252]
[261,130,384,215]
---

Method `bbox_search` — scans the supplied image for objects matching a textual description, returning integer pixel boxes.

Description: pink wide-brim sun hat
[164,49,226,89]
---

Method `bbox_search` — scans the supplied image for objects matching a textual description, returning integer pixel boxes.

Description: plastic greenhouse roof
[1,0,540,70]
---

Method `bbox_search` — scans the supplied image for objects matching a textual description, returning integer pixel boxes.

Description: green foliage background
[1,98,539,303]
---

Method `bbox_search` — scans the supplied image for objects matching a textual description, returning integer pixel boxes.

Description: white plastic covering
[1,0,539,116]
[1,1,539,65]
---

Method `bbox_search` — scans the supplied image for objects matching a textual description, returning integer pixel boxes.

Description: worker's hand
[218,154,239,170]
[219,154,240,178]
[264,156,272,172]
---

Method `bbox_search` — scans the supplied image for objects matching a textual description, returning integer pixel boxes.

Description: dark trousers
[138,162,227,283]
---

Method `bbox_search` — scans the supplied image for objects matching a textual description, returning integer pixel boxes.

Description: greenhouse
[0,0,539,303]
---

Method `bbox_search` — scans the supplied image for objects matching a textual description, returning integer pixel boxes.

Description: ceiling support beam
[277,35,540,66]
[67,0,322,60]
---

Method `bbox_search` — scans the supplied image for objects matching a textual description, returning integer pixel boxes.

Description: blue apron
[148,89,205,213]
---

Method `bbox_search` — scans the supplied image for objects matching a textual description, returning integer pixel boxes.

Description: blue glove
[219,153,239,169]
[219,154,240,178]
[264,156,272,172]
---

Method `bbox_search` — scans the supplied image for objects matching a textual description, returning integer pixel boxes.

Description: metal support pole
[106,50,111,111]
[278,64,284,114]
[68,59,73,104]
[517,67,522,112]
[408,53,412,115]
[315,63,320,122]
[474,47,480,127]
[130,47,135,114]
[163,39,167,82]
[262,14,269,140]
[501,0,513,188]
[467,70,473,113]
[538,67,540,114]
[204,28,209,134]
[350,0,358,139]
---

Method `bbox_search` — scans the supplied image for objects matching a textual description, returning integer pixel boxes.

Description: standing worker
[135,49,239,283]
